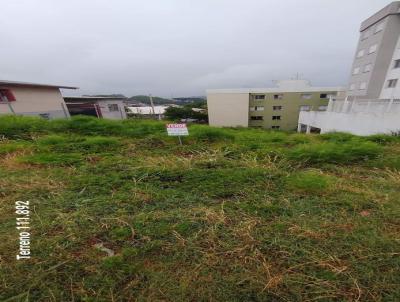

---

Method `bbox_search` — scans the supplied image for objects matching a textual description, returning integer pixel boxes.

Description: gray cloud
[0,0,391,97]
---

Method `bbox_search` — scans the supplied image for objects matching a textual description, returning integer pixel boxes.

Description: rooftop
[64,96,127,102]
[0,80,78,90]
[360,1,400,32]
[207,80,346,94]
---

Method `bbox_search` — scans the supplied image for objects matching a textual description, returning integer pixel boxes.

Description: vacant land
[0,115,399,301]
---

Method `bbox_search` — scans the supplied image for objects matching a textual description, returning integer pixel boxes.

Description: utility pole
[149,94,156,119]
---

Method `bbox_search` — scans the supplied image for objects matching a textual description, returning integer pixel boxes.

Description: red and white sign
[166,123,189,136]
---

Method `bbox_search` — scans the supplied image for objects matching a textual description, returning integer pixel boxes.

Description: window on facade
[359,82,367,90]
[356,49,365,58]
[353,67,360,75]
[39,113,50,119]
[301,94,312,99]
[273,94,283,100]
[250,116,263,121]
[300,105,311,111]
[273,105,282,111]
[250,106,264,111]
[387,79,398,88]
[320,94,328,99]
[394,59,400,69]
[349,83,356,91]
[272,116,281,120]
[254,95,265,100]
[364,63,372,72]
[271,126,280,129]
[318,106,328,111]
[374,22,384,34]
[108,104,119,112]
[361,29,370,40]
[368,44,378,54]
[0,89,16,102]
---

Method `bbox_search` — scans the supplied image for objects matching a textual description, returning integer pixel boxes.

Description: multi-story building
[347,1,400,99]
[207,80,345,131]
[299,2,400,135]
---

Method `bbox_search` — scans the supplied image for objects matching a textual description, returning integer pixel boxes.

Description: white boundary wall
[299,99,400,135]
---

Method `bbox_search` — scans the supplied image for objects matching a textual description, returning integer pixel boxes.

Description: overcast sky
[0,0,392,97]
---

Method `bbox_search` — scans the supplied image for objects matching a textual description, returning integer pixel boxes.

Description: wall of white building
[299,99,400,135]
[380,35,400,99]
[97,100,126,120]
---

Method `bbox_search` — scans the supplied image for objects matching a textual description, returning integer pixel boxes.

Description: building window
[349,84,356,91]
[301,94,312,99]
[272,116,281,120]
[271,126,280,129]
[364,63,372,73]
[108,104,119,112]
[320,94,328,99]
[353,67,360,75]
[318,105,328,111]
[368,44,378,54]
[361,29,370,40]
[273,105,282,111]
[356,49,365,58]
[250,106,264,111]
[0,89,16,102]
[250,116,263,121]
[254,95,265,100]
[273,94,283,100]
[300,105,311,111]
[387,79,398,88]
[359,82,367,90]
[394,59,400,69]
[39,113,50,119]
[374,22,384,34]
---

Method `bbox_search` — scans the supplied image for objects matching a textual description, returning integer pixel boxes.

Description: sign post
[166,123,189,145]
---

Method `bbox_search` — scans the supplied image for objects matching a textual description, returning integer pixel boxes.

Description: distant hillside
[127,95,173,105]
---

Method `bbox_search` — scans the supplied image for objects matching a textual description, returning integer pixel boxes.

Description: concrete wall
[97,100,127,120]
[0,86,69,118]
[299,110,400,135]
[207,93,249,127]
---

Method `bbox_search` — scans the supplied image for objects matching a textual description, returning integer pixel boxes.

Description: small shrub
[365,134,399,145]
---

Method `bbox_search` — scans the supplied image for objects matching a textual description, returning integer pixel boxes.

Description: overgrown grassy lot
[0,115,399,301]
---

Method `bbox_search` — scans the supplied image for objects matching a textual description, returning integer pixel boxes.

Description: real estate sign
[166,123,189,136]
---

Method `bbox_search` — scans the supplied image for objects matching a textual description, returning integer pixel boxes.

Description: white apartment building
[348,1,400,99]
[300,1,400,135]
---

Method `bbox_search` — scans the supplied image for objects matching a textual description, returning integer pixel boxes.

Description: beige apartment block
[207,80,345,131]
[0,80,77,119]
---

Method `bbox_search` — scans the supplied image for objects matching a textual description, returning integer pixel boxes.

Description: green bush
[365,134,399,145]
[286,141,382,164]
[0,115,48,138]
